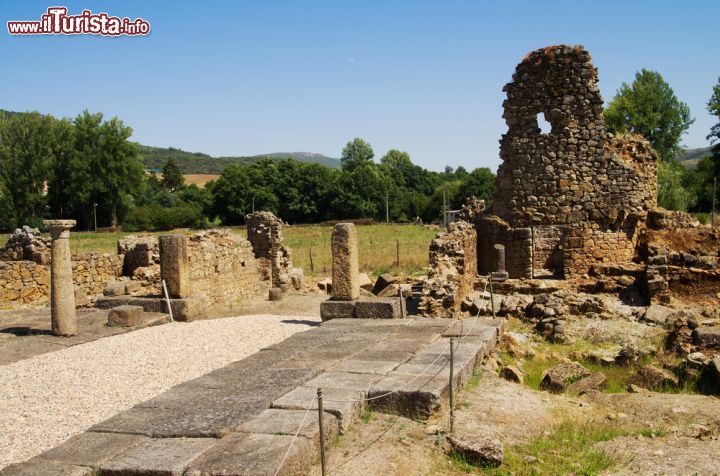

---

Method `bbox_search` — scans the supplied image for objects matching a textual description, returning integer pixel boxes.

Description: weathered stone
[354,297,402,319]
[100,437,215,475]
[447,434,503,467]
[269,287,283,301]
[271,385,364,433]
[358,272,373,291]
[540,362,591,393]
[692,327,720,348]
[627,365,678,390]
[566,372,608,395]
[36,432,148,468]
[331,223,359,300]
[320,300,356,321]
[371,273,397,295]
[185,432,314,476]
[44,219,77,337]
[108,305,144,327]
[159,234,189,299]
[0,459,92,476]
[289,267,303,290]
[377,283,401,298]
[641,304,675,327]
[500,365,523,384]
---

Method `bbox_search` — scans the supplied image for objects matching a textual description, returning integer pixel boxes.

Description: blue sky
[2,1,718,171]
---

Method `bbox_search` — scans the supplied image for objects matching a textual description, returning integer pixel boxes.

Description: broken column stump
[491,244,509,281]
[331,223,359,301]
[44,219,78,337]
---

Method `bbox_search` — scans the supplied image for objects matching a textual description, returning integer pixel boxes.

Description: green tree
[341,138,374,171]
[0,112,57,228]
[605,69,694,162]
[57,111,143,228]
[707,78,720,169]
[161,158,184,191]
[657,159,696,211]
[458,167,495,204]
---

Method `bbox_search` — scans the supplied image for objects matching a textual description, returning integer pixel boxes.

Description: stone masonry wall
[245,211,293,288]
[419,220,477,317]
[0,252,121,308]
[479,45,658,277]
[187,230,265,312]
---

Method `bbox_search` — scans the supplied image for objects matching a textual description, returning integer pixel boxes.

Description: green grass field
[0,224,437,277]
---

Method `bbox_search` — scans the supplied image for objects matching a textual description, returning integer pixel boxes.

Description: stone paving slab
[9,317,503,476]
[33,432,148,469]
[185,432,315,476]
[0,459,92,476]
[236,408,340,444]
[271,385,365,433]
[101,437,216,475]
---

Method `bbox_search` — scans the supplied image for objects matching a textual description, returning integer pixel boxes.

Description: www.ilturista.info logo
[7,7,150,36]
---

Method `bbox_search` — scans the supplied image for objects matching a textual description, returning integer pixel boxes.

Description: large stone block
[100,437,215,475]
[159,234,189,299]
[320,300,356,321]
[331,223,359,300]
[108,305,144,327]
[354,297,402,319]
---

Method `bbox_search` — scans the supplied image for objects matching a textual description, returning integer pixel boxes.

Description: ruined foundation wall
[419,221,477,317]
[1,253,121,308]
[187,230,265,311]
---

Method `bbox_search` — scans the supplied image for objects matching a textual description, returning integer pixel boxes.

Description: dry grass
[1,224,437,277]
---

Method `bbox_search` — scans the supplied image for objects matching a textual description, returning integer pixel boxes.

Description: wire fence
[272,274,495,476]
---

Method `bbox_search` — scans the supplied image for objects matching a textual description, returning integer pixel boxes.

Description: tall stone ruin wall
[481,45,658,277]
[186,230,265,312]
[245,211,293,288]
[419,220,477,317]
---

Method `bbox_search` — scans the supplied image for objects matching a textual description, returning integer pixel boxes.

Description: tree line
[0,111,495,231]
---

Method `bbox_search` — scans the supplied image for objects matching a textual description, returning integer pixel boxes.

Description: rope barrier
[272,393,316,476]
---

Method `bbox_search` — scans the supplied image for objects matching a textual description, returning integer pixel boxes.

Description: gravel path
[0,314,320,469]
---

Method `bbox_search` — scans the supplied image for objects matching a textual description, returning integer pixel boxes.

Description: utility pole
[252,196,255,213]
[442,185,447,228]
[93,202,97,232]
[712,177,717,227]
[385,191,389,223]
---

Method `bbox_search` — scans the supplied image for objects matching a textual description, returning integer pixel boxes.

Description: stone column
[159,234,189,298]
[491,243,509,281]
[331,223,359,300]
[44,219,77,336]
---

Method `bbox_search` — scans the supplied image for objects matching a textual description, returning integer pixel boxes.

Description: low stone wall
[0,261,50,306]
[0,252,121,308]
[187,230,265,313]
[419,221,477,317]
[562,222,639,277]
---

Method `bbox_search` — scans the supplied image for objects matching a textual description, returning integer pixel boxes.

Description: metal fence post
[317,388,327,476]
[449,338,455,433]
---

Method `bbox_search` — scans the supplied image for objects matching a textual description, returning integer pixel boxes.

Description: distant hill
[139,146,341,174]
[677,146,713,169]
[1,109,341,174]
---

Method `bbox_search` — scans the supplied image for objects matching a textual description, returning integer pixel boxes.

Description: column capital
[43,219,76,239]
